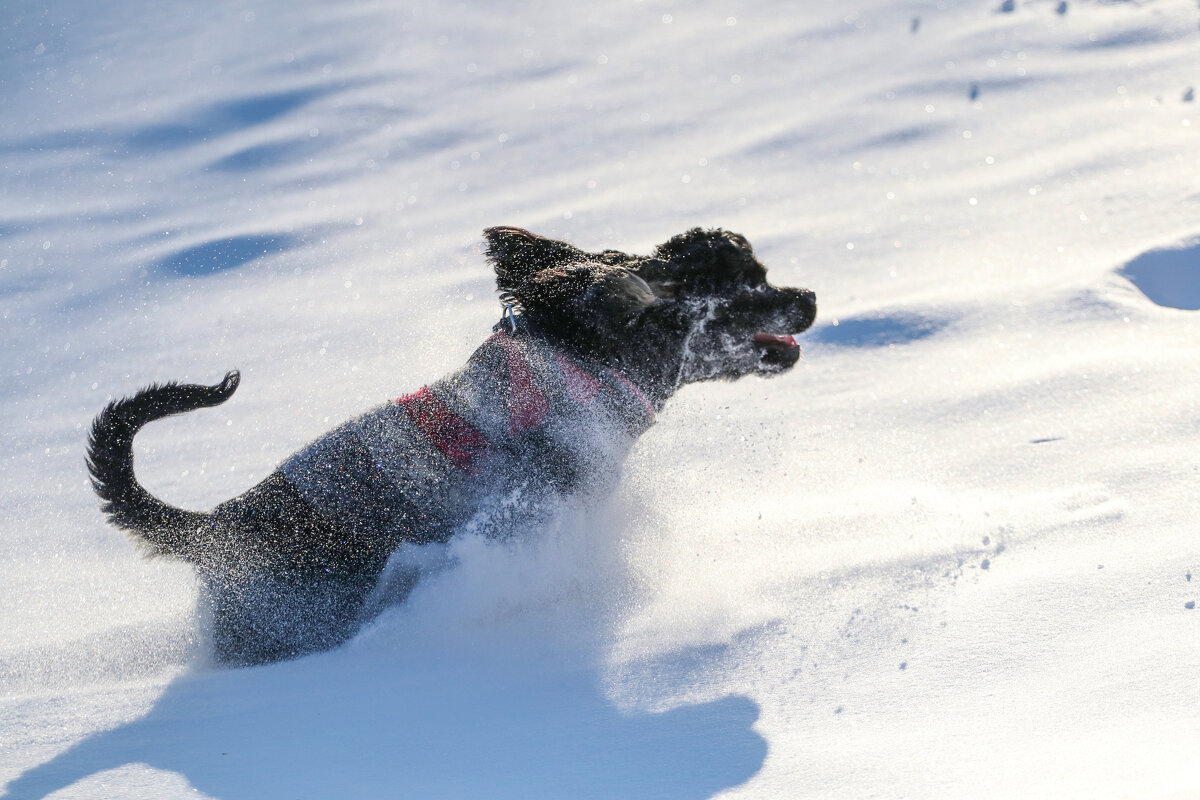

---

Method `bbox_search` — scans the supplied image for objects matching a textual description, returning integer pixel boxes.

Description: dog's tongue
[753,333,799,348]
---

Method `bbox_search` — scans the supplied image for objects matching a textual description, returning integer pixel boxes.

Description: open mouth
[752,332,802,368]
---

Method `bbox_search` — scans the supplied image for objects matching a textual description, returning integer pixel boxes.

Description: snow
[3,0,1199,796]
[1120,237,1200,309]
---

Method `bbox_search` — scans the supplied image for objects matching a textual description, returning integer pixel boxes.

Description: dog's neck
[493,313,673,412]
[604,348,681,411]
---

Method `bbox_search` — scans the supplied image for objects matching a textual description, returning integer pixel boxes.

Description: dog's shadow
[3,634,766,799]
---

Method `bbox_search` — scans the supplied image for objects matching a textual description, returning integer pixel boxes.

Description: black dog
[87,227,816,665]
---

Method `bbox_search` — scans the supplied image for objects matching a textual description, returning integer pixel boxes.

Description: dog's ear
[590,267,658,313]
[507,263,658,317]
[484,228,658,332]
[484,227,584,288]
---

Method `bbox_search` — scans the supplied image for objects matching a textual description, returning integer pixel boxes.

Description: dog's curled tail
[86,370,240,560]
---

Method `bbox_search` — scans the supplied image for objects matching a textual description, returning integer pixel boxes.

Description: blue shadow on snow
[1,82,365,158]
[805,310,951,348]
[1118,240,1200,310]
[126,87,338,152]
[209,140,319,173]
[155,234,297,276]
[2,649,766,799]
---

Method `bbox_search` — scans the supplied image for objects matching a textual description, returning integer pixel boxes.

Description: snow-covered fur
[86,227,817,666]
[279,329,656,546]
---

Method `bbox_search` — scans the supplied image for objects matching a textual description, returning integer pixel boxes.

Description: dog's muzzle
[750,287,815,370]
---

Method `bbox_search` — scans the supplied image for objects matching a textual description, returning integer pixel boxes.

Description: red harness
[395,387,490,473]
[395,333,653,476]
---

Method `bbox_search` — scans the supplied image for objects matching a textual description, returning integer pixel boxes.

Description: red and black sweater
[279,330,655,543]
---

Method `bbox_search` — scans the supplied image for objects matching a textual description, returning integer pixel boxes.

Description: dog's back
[277,328,655,544]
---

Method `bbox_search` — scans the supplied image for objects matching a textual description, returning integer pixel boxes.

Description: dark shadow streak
[0,79,380,157]
[208,140,320,173]
[126,86,350,151]
[807,311,951,348]
[845,123,949,153]
[154,234,298,276]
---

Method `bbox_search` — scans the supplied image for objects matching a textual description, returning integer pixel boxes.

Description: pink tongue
[753,333,798,347]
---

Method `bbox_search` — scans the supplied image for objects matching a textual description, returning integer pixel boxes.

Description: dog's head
[485,226,816,399]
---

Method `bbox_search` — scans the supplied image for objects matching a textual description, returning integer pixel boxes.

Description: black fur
[87,227,817,666]
[87,371,240,558]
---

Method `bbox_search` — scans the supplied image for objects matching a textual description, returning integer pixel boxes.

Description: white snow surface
[3,0,1200,796]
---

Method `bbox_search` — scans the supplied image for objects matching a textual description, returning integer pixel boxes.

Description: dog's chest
[278,333,654,542]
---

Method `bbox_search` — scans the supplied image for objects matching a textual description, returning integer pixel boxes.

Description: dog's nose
[786,287,817,330]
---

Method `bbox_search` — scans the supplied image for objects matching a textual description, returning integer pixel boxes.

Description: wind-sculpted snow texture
[3,0,1200,797]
